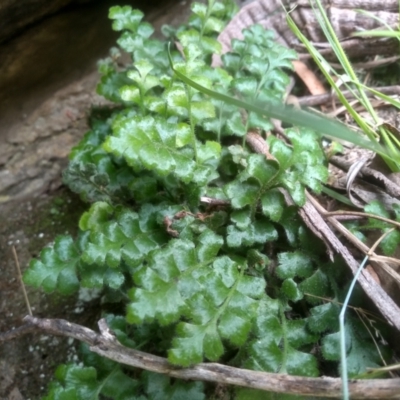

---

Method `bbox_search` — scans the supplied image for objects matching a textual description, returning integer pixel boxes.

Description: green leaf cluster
[43,340,205,400]
[24,201,170,293]
[23,1,392,399]
[344,200,400,256]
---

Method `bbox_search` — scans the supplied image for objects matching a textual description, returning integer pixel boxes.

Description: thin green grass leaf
[351,9,400,39]
[353,30,400,38]
[353,84,400,108]
[167,44,392,158]
[286,7,379,137]
[310,0,381,128]
[321,186,353,207]
[286,11,400,168]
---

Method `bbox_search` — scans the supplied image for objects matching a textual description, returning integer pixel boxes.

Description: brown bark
[216,0,399,63]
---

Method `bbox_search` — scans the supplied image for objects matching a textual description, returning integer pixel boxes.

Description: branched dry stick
[1,315,400,399]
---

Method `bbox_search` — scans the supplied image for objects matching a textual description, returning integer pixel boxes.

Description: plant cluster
[23,1,391,398]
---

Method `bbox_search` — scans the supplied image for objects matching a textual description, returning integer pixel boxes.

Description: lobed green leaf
[276,251,314,280]
[23,235,80,295]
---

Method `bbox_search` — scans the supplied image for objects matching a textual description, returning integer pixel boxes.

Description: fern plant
[23,1,392,398]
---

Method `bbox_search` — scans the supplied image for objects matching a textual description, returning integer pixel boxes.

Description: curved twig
[1,316,400,399]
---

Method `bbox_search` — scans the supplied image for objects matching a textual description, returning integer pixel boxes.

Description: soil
[0,189,97,400]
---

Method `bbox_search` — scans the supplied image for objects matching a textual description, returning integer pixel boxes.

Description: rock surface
[0,72,109,201]
[0,0,175,44]
[0,0,77,44]
[0,0,193,202]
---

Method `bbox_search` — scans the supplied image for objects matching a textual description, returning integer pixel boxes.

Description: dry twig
[1,316,400,399]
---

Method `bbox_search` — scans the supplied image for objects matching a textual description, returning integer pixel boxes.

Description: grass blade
[167,43,393,159]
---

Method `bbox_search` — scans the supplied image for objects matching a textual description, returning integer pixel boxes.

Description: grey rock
[0,0,92,44]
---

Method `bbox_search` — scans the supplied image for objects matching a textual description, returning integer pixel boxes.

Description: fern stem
[185,85,198,162]
[279,302,289,374]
